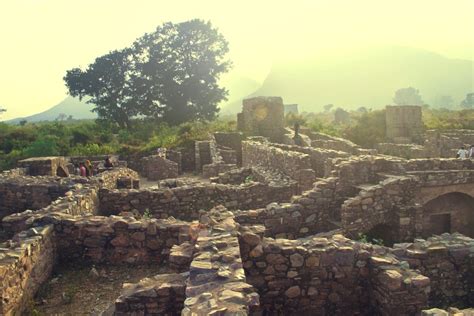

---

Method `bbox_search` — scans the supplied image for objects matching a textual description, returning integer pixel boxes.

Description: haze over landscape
[0,0,473,120]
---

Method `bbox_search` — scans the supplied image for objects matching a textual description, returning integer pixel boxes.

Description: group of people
[75,157,114,177]
[456,145,474,159]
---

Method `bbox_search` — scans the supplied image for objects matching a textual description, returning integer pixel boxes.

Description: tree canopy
[64,19,231,128]
[393,87,424,106]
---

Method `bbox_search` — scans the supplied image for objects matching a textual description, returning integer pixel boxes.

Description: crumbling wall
[239,230,430,315]
[99,180,296,220]
[341,176,418,241]
[2,168,138,235]
[0,176,73,219]
[18,156,69,176]
[0,225,56,315]
[184,206,259,314]
[242,140,316,191]
[34,213,191,264]
[270,143,350,177]
[392,234,474,308]
[237,96,286,142]
[140,155,179,181]
[114,273,187,315]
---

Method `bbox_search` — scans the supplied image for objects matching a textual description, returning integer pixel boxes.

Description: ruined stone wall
[34,213,191,264]
[99,180,296,220]
[376,143,428,159]
[242,140,316,191]
[184,206,259,314]
[202,163,236,178]
[214,132,243,165]
[341,176,418,241]
[239,230,430,315]
[237,96,286,142]
[270,143,350,177]
[0,225,56,315]
[140,155,179,181]
[392,234,474,308]
[0,176,73,219]
[307,131,364,154]
[2,168,137,235]
[114,273,187,315]
[18,156,69,176]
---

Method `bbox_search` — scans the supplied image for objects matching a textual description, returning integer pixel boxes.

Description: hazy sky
[0,0,472,119]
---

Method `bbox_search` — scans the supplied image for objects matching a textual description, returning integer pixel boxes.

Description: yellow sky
[0,0,472,119]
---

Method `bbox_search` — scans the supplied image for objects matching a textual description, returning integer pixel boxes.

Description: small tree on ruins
[64,19,231,128]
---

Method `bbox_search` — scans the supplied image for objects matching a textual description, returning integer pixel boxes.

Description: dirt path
[33,262,170,315]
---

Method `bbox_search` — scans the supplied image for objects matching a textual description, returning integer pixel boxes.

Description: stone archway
[422,192,474,238]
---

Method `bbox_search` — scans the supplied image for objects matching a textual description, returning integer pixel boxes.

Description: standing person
[469,145,474,158]
[85,160,93,176]
[79,163,87,177]
[457,146,468,159]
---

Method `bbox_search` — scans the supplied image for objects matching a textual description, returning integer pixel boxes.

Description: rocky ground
[32,262,171,315]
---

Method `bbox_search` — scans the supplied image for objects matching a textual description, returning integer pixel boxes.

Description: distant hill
[222,46,474,113]
[5,96,96,124]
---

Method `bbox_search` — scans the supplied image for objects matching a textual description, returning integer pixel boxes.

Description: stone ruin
[237,96,286,143]
[379,105,474,160]
[0,97,473,315]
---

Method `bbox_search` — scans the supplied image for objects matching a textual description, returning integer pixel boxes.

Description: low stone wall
[114,273,187,315]
[99,180,296,220]
[202,162,237,178]
[392,234,474,308]
[239,229,430,315]
[270,143,350,177]
[0,225,56,315]
[2,168,138,235]
[242,140,316,191]
[34,213,191,264]
[140,155,179,180]
[307,131,363,154]
[0,175,73,219]
[376,142,428,159]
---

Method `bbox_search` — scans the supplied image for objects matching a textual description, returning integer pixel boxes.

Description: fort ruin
[0,98,473,315]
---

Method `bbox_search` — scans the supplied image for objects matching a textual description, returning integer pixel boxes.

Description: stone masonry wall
[391,234,474,308]
[0,176,73,219]
[114,273,187,315]
[0,225,56,315]
[341,176,418,241]
[270,143,350,178]
[99,180,296,221]
[33,213,191,264]
[2,168,138,235]
[242,140,316,192]
[239,229,430,315]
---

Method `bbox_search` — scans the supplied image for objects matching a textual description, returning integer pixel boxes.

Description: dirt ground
[32,262,170,316]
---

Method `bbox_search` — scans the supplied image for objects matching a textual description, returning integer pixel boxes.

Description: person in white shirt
[457,146,468,159]
[469,145,474,158]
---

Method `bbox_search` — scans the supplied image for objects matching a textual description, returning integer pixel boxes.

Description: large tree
[392,87,424,105]
[64,19,231,128]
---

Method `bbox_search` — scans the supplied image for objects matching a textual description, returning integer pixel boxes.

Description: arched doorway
[422,192,474,238]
